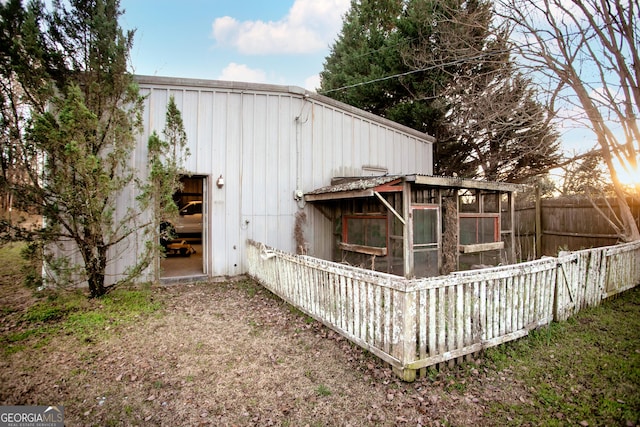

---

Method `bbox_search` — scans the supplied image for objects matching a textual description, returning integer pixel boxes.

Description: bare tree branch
[496,0,640,241]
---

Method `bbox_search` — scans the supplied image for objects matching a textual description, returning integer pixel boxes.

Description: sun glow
[611,158,640,189]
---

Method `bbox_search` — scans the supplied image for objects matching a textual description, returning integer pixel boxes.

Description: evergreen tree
[320,0,560,181]
[320,0,449,140]
[142,95,190,285]
[0,0,173,297]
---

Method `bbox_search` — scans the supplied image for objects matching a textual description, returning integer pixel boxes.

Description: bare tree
[496,0,640,241]
[399,0,561,182]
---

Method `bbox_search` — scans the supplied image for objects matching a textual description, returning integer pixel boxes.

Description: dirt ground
[0,279,531,426]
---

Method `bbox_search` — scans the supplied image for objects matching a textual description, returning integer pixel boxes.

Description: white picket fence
[246,239,640,381]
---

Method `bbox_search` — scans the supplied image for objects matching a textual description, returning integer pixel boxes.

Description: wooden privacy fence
[246,239,640,381]
[515,196,640,258]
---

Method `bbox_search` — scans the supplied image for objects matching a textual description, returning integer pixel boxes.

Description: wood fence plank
[437,286,446,357]
[513,274,521,331]
[492,279,500,339]
[525,272,533,326]
[366,282,374,344]
[339,275,346,332]
[506,276,513,334]
[312,268,319,316]
[471,281,480,343]
[456,284,464,351]
[359,280,367,341]
[351,279,360,339]
[428,288,437,358]
[529,271,549,324]
[447,286,456,353]
[373,284,381,348]
[499,278,506,337]
[464,283,472,347]
[419,290,428,362]
[479,280,487,341]
[246,240,640,382]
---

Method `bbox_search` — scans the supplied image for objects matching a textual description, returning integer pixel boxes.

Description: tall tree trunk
[81,241,107,298]
[573,81,640,242]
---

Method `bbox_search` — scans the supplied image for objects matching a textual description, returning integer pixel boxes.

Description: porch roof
[409,174,523,192]
[304,174,523,202]
[304,175,403,201]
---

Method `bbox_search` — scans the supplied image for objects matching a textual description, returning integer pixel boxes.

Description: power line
[318,51,508,95]
[317,32,569,96]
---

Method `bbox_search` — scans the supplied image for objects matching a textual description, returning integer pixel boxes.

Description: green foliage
[320,0,445,137]
[139,95,190,283]
[0,242,27,282]
[320,0,560,181]
[484,287,640,426]
[0,0,156,297]
[20,242,44,288]
[315,384,332,397]
[0,242,42,288]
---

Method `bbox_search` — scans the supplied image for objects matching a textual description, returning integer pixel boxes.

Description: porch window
[459,214,503,253]
[458,188,504,254]
[340,214,388,256]
[413,205,439,277]
[413,206,438,246]
[459,214,499,244]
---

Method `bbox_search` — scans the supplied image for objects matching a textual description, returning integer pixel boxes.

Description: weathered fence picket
[246,239,640,381]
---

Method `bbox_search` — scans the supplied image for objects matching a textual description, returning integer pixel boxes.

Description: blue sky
[118,0,620,179]
[120,0,350,91]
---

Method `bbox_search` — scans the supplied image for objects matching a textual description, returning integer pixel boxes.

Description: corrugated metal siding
[118,76,434,278]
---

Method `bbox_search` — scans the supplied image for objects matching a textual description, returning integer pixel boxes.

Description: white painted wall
[126,76,434,278]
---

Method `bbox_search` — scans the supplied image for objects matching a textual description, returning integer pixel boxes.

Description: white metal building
[130,76,435,281]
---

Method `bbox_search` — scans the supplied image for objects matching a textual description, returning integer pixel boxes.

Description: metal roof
[134,75,435,143]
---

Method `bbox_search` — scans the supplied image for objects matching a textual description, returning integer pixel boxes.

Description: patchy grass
[0,243,162,356]
[2,288,161,356]
[483,286,640,426]
[1,241,638,426]
[315,384,332,397]
[0,242,28,284]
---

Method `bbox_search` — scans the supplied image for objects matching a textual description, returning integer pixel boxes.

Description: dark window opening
[459,215,500,245]
[342,215,388,248]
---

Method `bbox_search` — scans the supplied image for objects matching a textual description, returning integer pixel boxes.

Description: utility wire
[317,31,575,96]
[318,51,507,95]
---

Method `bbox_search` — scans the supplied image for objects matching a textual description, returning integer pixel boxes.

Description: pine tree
[320,0,449,140]
[0,0,172,297]
[320,0,560,181]
[143,96,190,285]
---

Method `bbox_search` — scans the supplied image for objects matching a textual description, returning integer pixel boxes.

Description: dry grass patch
[2,278,494,426]
[1,243,637,427]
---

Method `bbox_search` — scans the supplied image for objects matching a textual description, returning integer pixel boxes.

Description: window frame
[458,212,503,253]
[412,204,440,250]
[341,214,389,252]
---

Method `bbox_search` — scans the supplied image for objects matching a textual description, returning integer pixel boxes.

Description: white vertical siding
[121,76,434,279]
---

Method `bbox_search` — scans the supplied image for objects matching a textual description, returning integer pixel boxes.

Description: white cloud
[304,74,320,92]
[218,63,268,83]
[211,0,350,55]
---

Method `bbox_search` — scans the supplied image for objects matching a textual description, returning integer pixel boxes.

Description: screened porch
[304,175,521,279]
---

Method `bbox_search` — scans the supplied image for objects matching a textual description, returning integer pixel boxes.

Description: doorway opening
[160,175,206,279]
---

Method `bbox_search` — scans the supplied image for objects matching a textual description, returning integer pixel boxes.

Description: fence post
[392,286,417,382]
[553,260,561,321]
[535,182,542,258]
